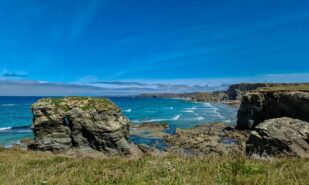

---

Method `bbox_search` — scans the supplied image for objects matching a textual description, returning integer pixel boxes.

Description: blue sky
[0,0,309,95]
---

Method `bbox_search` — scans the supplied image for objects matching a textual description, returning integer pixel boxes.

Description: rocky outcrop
[130,122,169,138]
[237,90,309,130]
[131,122,169,130]
[29,97,140,155]
[226,83,271,100]
[246,117,309,158]
[165,123,248,157]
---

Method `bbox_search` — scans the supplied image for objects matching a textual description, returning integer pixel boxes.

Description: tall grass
[0,147,308,185]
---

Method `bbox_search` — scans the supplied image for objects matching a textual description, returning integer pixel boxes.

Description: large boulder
[246,117,309,158]
[237,90,309,130]
[165,123,248,157]
[30,97,140,155]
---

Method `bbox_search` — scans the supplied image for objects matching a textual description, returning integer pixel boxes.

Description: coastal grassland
[0,148,308,185]
[257,84,309,92]
[40,97,117,112]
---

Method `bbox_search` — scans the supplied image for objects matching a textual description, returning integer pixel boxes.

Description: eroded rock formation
[246,117,309,158]
[237,90,309,130]
[29,97,140,155]
[165,123,248,157]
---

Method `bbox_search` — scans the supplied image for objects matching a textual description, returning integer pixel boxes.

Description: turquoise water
[0,97,237,147]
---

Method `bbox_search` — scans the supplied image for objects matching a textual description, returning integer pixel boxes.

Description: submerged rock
[237,90,309,130]
[29,97,140,155]
[246,117,309,158]
[132,122,169,130]
[165,123,248,157]
[130,122,169,138]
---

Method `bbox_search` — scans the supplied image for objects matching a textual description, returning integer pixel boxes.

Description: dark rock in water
[165,122,248,157]
[129,122,169,150]
[246,117,309,158]
[29,97,141,155]
[130,122,169,138]
[131,122,168,130]
[237,90,309,130]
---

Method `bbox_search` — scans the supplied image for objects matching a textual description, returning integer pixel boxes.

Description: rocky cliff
[237,90,309,130]
[30,97,140,155]
[225,83,273,100]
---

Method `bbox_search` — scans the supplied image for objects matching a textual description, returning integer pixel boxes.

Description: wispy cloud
[105,10,309,78]
[92,81,149,86]
[1,69,28,79]
[69,0,104,41]
[0,72,308,96]
[2,73,28,78]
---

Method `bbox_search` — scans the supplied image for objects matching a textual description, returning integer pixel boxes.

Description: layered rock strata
[30,97,140,155]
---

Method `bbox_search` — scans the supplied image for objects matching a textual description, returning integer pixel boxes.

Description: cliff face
[225,83,271,100]
[30,97,140,155]
[226,83,309,100]
[236,90,309,130]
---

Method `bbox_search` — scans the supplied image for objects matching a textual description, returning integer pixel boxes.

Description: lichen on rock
[29,97,140,155]
[246,117,309,158]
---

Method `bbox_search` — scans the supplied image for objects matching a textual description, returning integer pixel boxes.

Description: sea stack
[29,97,140,155]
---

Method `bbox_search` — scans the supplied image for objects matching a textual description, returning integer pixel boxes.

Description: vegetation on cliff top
[36,97,118,111]
[0,147,308,185]
[257,84,309,92]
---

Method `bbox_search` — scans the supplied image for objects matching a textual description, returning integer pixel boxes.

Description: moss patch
[42,97,118,112]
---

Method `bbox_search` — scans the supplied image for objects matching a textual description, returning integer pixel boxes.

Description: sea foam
[124,109,132,113]
[0,127,12,131]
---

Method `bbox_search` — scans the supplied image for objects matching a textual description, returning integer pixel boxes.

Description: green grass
[0,148,308,185]
[38,97,117,112]
[257,84,309,92]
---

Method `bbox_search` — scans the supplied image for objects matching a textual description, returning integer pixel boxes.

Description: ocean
[0,96,238,147]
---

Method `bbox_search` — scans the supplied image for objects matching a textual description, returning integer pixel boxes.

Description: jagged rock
[29,97,140,155]
[246,117,309,158]
[237,90,309,130]
[165,123,248,157]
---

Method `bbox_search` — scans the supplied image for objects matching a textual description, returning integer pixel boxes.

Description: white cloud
[0,73,308,96]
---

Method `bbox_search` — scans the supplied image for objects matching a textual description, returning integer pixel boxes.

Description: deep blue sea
[0,97,237,147]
